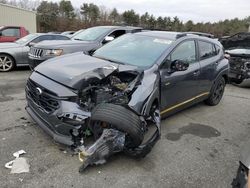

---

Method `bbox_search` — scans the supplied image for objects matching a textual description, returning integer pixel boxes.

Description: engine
[78,72,138,111]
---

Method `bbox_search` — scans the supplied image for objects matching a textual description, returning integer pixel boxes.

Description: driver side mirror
[103,36,114,44]
[0,31,2,37]
[27,42,35,47]
[171,60,189,72]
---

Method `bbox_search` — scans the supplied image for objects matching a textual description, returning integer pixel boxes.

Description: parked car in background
[0,26,29,42]
[0,33,70,72]
[61,31,75,37]
[220,32,250,84]
[26,31,229,171]
[28,26,142,69]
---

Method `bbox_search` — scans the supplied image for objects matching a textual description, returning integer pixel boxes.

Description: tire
[205,76,225,106]
[0,54,15,72]
[91,103,144,147]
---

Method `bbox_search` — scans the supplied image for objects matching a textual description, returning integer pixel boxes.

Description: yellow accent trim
[160,92,210,115]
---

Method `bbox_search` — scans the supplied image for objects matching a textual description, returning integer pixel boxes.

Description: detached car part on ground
[0,33,69,72]
[232,141,250,188]
[28,26,142,69]
[220,32,250,84]
[25,31,229,172]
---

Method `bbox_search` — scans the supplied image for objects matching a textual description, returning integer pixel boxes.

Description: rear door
[160,39,201,111]
[198,40,220,93]
[0,27,21,42]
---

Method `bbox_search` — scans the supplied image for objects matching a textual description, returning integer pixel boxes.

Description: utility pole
[248,22,250,32]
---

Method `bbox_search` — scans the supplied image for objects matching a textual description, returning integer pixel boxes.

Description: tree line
[1,0,250,37]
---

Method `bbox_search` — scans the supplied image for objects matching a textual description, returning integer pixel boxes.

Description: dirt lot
[0,67,250,188]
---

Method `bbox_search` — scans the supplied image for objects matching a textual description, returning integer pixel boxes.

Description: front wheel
[0,54,15,72]
[205,77,225,106]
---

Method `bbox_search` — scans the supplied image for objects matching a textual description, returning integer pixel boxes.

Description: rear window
[198,41,215,60]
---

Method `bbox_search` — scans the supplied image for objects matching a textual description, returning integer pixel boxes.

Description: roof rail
[183,32,215,38]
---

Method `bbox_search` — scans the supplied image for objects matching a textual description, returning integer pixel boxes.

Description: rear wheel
[0,54,15,72]
[90,103,144,147]
[205,77,225,106]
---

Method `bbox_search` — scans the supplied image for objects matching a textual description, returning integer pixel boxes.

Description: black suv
[28,26,142,69]
[26,31,229,170]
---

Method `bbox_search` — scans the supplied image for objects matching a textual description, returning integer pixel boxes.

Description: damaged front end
[220,32,250,84]
[227,56,250,84]
[26,63,160,172]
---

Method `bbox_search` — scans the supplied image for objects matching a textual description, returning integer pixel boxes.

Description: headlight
[44,49,63,56]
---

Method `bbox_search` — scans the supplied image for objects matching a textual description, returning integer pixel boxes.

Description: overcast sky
[66,0,250,23]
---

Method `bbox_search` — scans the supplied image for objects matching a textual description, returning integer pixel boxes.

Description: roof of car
[91,25,142,30]
[36,33,69,36]
[136,31,221,45]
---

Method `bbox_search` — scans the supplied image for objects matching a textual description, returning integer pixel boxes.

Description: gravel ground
[0,67,250,188]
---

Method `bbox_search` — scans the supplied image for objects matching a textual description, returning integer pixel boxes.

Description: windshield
[72,27,110,41]
[93,34,173,67]
[15,34,38,44]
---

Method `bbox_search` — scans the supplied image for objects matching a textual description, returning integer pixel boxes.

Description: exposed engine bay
[220,32,250,84]
[227,56,250,84]
[78,72,138,111]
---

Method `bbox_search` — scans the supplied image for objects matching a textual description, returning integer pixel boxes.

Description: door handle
[214,61,219,65]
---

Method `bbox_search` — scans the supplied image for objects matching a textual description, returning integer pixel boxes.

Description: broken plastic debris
[78,129,125,173]
[13,150,26,158]
[5,150,29,173]
[10,157,30,174]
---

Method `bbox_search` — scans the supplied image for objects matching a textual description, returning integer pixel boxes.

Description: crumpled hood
[0,42,21,49]
[34,40,95,49]
[220,32,250,50]
[35,52,138,89]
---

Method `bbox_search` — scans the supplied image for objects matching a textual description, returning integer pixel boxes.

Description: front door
[160,40,202,114]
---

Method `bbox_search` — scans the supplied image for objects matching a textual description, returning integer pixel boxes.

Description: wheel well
[222,74,228,83]
[151,99,159,109]
[0,53,16,65]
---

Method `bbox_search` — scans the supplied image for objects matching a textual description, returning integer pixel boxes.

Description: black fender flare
[141,87,160,117]
[214,68,229,84]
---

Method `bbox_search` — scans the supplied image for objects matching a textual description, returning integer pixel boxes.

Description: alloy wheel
[212,79,225,104]
[0,55,14,72]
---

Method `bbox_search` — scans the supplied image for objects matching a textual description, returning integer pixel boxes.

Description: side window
[31,35,52,44]
[108,30,126,39]
[171,40,196,64]
[2,28,20,37]
[54,35,69,40]
[198,41,215,60]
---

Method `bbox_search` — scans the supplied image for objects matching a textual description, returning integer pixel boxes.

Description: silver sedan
[0,33,69,72]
